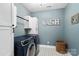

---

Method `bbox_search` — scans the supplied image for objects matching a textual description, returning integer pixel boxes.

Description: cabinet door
[29,17,38,34]
[0,27,13,56]
[0,3,12,26]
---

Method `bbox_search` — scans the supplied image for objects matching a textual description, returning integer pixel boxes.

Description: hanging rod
[17,16,29,21]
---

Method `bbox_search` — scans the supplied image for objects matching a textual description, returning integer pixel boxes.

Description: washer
[27,34,40,56]
[14,35,36,56]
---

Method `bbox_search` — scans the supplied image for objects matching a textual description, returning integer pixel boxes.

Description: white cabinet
[24,16,31,28]
[0,3,12,26]
[23,20,29,28]
[24,16,38,34]
[29,17,38,34]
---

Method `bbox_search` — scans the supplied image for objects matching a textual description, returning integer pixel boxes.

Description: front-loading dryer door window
[27,42,35,56]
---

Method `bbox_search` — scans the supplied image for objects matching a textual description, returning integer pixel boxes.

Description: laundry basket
[56,40,68,54]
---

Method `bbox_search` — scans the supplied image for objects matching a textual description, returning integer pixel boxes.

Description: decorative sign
[42,18,60,26]
[71,13,79,24]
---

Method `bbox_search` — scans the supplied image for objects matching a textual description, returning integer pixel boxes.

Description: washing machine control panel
[21,37,33,46]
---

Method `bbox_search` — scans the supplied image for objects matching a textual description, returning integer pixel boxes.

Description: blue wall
[64,3,79,55]
[31,9,65,45]
[14,4,31,37]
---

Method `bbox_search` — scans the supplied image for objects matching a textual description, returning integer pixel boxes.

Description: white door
[29,17,38,34]
[0,3,12,26]
[0,27,13,56]
[0,3,14,56]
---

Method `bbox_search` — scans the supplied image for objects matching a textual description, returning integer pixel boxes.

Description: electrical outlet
[47,41,50,44]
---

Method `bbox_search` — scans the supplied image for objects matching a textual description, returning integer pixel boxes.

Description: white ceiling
[22,3,67,12]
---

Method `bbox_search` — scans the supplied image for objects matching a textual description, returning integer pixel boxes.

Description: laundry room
[13,3,79,56]
[0,3,79,56]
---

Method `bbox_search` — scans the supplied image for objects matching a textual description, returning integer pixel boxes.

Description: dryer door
[27,42,36,56]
